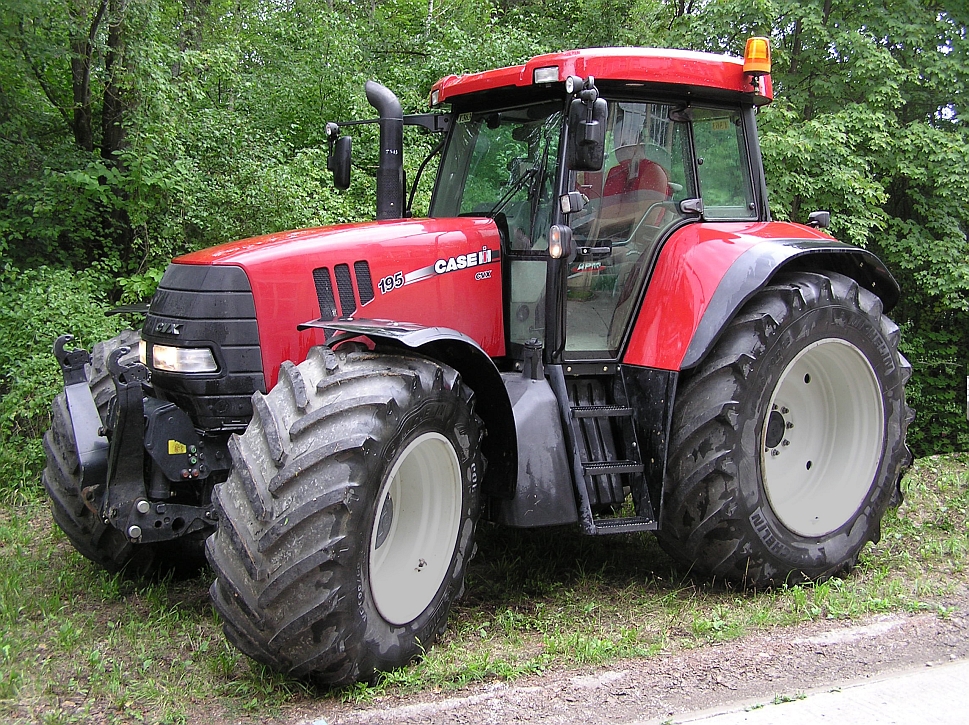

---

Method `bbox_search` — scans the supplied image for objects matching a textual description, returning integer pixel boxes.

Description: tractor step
[587,517,658,534]
[582,460,644,475]
[572,405,633,418]
[549,365,658,536]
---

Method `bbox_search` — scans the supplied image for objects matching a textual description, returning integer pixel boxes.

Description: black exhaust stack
[365,81,404,220]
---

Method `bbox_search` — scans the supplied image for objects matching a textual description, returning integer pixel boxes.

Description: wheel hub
[369,432,462,626]
[764,408,787,450]
[374,495,393,550]
[761,339,885,537]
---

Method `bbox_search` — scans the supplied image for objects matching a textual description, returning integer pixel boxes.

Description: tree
[667,0,969,454]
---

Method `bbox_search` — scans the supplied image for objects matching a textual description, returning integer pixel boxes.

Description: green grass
[0,452,966,723]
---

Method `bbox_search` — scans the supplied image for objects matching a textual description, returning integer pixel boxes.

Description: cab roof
[430,47,773,106]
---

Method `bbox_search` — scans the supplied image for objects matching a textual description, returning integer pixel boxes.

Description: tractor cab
[328,43,773,371]
[429,95,760,360]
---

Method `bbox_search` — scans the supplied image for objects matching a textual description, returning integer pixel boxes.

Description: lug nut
[136,500,150,514]
[128,525,142,539]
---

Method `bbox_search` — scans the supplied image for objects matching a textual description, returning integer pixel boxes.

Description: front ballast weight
[52,335,220,547]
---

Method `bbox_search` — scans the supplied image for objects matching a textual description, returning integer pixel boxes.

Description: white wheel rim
[761,339,885,537]
[369,432,462,625]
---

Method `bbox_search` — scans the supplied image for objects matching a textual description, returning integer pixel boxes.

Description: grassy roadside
[1,452,966,724]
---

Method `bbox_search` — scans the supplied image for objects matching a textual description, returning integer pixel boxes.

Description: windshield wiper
[489,165,539,216]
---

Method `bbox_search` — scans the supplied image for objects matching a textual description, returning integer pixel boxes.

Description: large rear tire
[42,329,159,573]
[658,271,912,587]
[207,347,484,685]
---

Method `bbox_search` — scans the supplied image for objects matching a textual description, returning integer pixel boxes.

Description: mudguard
[623,222,900,371]
[299,319,518,499]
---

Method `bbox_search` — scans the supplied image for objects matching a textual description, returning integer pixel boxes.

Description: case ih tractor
[45,39,911,685]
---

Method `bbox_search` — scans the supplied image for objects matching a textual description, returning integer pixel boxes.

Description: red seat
[579,148,670,240]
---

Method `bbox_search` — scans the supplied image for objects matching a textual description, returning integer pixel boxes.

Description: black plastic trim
[143,263,264,431]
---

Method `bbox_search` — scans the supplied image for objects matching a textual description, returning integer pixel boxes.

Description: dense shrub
[0,266,128,501]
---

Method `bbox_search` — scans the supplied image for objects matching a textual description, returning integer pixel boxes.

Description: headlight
[151,344,218,373]
[138,340,147,364]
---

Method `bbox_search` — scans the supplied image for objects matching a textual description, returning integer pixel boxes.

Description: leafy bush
[0,265,128,501]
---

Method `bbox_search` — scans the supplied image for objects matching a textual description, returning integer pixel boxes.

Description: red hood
[175,217,496,268]
[174,217,506,388]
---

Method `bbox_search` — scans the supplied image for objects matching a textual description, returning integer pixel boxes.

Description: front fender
[623,222,900,371]
[299,318,517,498]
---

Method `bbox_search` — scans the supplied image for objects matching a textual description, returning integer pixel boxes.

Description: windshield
[431,102,563,251]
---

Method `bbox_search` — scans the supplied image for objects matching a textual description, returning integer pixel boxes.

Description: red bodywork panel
[175,217,505,389]
[432,48,773,105]
[623,221,834,371]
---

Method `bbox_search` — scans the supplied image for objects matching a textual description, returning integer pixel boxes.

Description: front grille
[143,264,264,431]
[354,261,375,304]
[313,267,338,320]
[334,264,356,316]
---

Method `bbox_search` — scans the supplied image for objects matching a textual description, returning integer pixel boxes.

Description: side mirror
[328,135,352,190]
[808,210,831,229]
[567,96,607,172]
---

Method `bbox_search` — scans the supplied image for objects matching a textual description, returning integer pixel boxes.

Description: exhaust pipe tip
[365,81,404,220]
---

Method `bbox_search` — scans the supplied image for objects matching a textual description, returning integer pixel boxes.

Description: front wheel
[207,347,484,685]
[658,271,912,587]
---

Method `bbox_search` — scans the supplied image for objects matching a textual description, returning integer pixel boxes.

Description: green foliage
[0,0,966,454]
[0,265,125,501]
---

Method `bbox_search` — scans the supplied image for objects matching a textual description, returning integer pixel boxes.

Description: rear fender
[301,319,517,499]
[623,223,900,371]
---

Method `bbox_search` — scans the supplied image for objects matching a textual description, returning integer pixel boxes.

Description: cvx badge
[153,321,183,336]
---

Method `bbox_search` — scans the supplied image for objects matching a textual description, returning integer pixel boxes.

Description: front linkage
[53,335,219,548]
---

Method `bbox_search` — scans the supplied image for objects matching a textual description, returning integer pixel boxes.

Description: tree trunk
[68,0,108,152]
[101,0,127,164]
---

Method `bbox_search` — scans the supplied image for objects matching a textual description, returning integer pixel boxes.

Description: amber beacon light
[743,37,772,76]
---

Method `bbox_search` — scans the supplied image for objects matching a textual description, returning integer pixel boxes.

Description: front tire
[207,347,484,685]
[658,271,912,587]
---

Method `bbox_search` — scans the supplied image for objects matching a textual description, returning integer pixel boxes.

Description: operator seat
[601,146,669,235]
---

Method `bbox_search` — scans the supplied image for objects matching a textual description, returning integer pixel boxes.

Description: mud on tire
[658,271,913,587]
[207,347,484,685]
[42,329,159,573]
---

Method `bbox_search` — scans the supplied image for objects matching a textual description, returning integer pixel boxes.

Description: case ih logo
[393,246,500,291]
[153,322,183,336]
[433,247,495,275]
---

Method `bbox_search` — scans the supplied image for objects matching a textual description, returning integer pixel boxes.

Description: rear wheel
[207,347,483,685]
[658,271,912,587]
[42,330,158,573]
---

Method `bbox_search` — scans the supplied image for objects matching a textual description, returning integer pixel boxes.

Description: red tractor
[45,39,911,685]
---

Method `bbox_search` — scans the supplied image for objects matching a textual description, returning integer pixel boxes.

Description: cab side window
[692,108,756,220]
